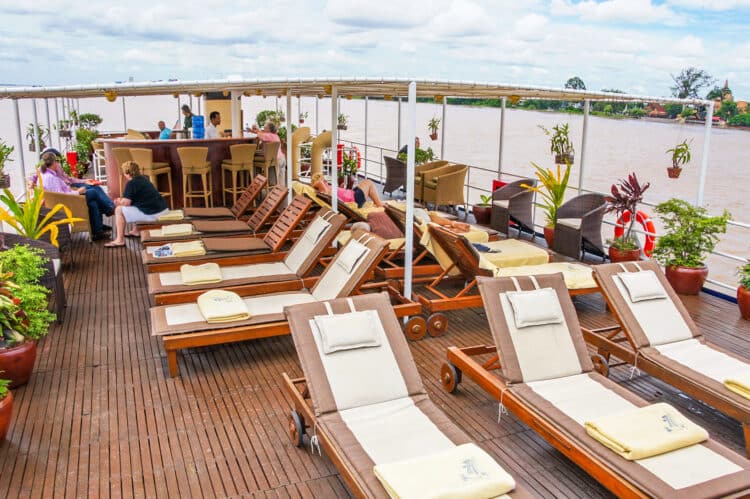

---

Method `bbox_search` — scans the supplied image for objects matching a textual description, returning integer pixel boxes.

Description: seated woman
[105,161,169,248]
[311,173,383,208]
[36,151,114,241]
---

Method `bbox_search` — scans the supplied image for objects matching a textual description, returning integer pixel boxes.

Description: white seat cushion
[557,218,582,230]
[492,199,510,209]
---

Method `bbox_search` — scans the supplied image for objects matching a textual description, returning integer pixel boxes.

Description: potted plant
[0,378,12,441]
[0,140,13,189]
[56,119,72,139]
[666,139,691,179]
[539,123,574,164]
[337,113,349,131]
[338,151,359,189]
[652,199,730,295]
[522,161,572,248]
[299,112,308,124]
[738,262,750,320]
[428,117,440,140]
[604,173,651,262]
[472,194,492,225]
[25,124,47,153]
[397,147,437,165]
[0,246,56,388]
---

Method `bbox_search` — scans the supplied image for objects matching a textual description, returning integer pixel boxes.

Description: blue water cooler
[192,115,205,139]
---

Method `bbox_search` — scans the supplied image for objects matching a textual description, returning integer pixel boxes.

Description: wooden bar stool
[177,147,212,208]
[221,143,257,206]
[128,148,174,209]
[254,142,280,194]
[112,147,132,194]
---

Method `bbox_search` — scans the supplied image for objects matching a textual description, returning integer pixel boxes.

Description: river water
[1,96,747,289]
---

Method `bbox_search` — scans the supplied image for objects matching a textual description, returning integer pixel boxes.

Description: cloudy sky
[1,0,748,98]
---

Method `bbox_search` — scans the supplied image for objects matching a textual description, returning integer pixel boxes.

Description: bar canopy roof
[0,77,709,105]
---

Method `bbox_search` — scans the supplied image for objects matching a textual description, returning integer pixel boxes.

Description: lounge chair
[316,191,384,224]
[141,196,311,267]
[140,185,288,243]
[136,174,267,230]
[150,232,420,377]
[442,273,750,498]
[147,210,346,302]
[282,293,527,498]
[490,178,536,238]
[589,260,750,456]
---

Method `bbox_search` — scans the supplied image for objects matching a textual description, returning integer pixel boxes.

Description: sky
[1,0,749,99]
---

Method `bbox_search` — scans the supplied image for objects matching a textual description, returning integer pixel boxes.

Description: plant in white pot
[0,140,13,189]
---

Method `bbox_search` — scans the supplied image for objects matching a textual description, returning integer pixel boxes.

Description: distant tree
[670,67,714,99]
[706,86,723,100]
[601,88,625,94]
[565,77,586,90]
[717,100,738,120]
[664,103,684,118]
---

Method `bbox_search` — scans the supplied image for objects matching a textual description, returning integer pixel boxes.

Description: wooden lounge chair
[136,174,267,230]
[316,191,374,224]
[150,232,421,377]
[282,293,528,498]
[589,260,750,456]
[140,185,288,243]
[442,273,750,498]
[147,210,346,302]
[141,196,311,267]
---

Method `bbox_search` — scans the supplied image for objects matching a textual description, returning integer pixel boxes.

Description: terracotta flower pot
[665,265,708,295]
[472,205,491,225]
[667,167,682,178]
[738,285,750,320]
[608,246,641,263]
[0,340,38,388]
[543,226,554,249]
[0,391,13,441]
[0,174,10,189]
[429,132,438,140]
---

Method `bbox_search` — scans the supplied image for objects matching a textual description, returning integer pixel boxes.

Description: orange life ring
[614,210,656,256]
[336,144,362,168]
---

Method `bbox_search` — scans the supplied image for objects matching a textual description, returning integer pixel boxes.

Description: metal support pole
[122,96,128,130]
[315,96,319,134]
[397,97,402,150]
[31,98,41,154]
[189,95,193,116]
[44,98,52,152]
[577,99,590,194]
[440,98,447,159]
[404,82,417,303]
[331,86,339,212]
[53,98,61,150]
[231,91,241,137]
[697,101,714,207]
[364,96,369,179]
[497,97,506,176]
[13,100,26,180]
[286,89,293,202]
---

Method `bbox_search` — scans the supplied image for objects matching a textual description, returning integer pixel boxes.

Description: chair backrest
[125,129,148,140]
[229,143,257,165]
[592,260,700,349]
[558,193,606,219]
[43,190,91,235]
[285,293,426,416]
[112,148,132,168]
[415,160,450,178]
[478,274,594,384]
[262,194,313,252]
[177,147,209,170]
[291,126,311,180]
[128,148,155,169]
[316,192,366,223]
[383,156,406,193]
[230,174,267,217]
[493,178,535,200]
[245,185,287,232]
[428,224,487,280]
[310,231,389,301]
[260,142,280,166]
[311,131,332,177]
[283,210,346,276]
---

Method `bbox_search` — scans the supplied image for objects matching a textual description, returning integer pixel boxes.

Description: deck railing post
[364,96,368,180]
[331,86,338,212]
[286,89,293,203]
[31,98,41,155]
[315,96,319,135]
[404,82,417,305]
[578,99,590,194]
[498,97,506,177]
[53,97,61,150]
[697,100,714,207]
[44,98,52,152]
[13,99,26,181]
[397,97,402,151]
[122,96,128,131]
[441,97,447,159]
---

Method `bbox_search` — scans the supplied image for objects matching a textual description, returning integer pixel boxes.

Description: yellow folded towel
[724,374,750,400]
[171,241,206,257]
[180,263,222,285]
[158,209,185,221]
[161,223,194,237]
[197,290,250,323]
[374,443,515,499]
[585,402,708,460]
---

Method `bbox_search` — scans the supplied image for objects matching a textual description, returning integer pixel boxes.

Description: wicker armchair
[414,160,449,202]
[552,193,607,260]
[383,156,406,196]
[421,164,467,210]
[1,233,65,322]
[38,206,74,269]
[43,190,92,242]
[490,178,536,238]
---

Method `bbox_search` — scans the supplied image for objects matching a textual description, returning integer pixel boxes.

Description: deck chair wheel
[427,313,449,337]
[440,363,462,393]
[403,316,427,341]
[289,410,306,448]
[591,353,610,378]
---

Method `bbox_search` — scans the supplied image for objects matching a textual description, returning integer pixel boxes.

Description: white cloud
[513,14,550,41]
[667,0,750,9]
[325,0,438,28]
[551,0,683,24]
[673,35,706,56]
[429,0,495,37]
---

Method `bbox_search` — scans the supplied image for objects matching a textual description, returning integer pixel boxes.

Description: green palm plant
[0,174,82,247]
[522,161,572,227]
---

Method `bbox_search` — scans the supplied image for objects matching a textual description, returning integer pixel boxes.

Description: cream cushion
[557,218,582,230]
[160,223,194,237]
[492,199,509,209]
[618,270,667,303]
[180,262,222,285]
[196,290,250,323]
[314,310,381,354]
[506,288,564,328]
[158,209,185,221]
[303,216,331,244]
[336,240,369,274]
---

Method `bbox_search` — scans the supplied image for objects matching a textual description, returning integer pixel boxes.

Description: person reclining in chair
[311,172,383,208]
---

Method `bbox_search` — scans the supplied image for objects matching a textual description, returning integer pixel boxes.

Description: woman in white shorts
[105,161,169,247]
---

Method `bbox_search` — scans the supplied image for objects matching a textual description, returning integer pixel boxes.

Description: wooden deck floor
[1,234,749,498]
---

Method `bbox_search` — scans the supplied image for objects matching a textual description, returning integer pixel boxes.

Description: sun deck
[1,235,749,497]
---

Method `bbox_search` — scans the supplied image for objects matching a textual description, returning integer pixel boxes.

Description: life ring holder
[614,210,656,257]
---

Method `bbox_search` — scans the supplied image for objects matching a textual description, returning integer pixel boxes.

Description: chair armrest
[433,169,467,185]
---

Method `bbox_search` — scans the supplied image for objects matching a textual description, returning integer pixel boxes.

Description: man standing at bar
[205,111,225,139]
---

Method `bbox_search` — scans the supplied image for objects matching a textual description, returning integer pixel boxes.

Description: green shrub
[729,113,750,126]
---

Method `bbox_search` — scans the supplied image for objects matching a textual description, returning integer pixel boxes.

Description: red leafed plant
[605,173,651,250]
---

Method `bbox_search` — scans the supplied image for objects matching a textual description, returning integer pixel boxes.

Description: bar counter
[102,137,256,207]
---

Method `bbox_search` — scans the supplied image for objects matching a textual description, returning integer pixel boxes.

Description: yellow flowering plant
[521,161,572,227]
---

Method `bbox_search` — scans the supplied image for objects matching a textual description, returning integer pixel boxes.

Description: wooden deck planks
[0,234,748,497]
